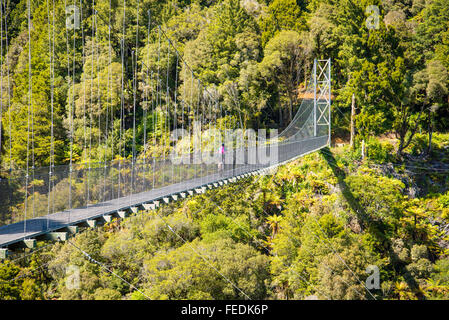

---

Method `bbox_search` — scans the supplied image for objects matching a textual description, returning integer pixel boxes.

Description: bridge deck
[0,136,329,249]
[0,163,259,248]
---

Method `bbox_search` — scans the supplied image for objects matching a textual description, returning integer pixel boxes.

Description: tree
[0,261,22,299]
[259,30,306,125]
[143,238,269,299]
[412,60,448,154]
[258,0,305,46]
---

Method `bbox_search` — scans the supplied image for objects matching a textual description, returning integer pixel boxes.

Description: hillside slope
[1,134,448,300]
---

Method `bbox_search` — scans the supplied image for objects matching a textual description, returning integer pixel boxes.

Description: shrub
[366,138,394,163]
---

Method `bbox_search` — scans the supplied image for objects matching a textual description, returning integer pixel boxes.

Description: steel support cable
[276,73,315,140]
[306,212,377,300]
[164,39,170,185]
[30,0,35,221]
[118,32,124,197]
[393,163,449,172]
[0,259,53,284]
[158,26,218,107]
[151,28,223,167]
[156,25,161,157]
[131,49,136,195]
[0,0,3,168]
[51,0,56,220]
[275,107,314,147]
[147,13,154,189]
[201,176,332,300]
[144,9,151,191]
[3,0,11,172]
[143,61,148,190]
[95,9,101,156]
[103,8,110,203]
[155,209,252,300]
[23,0,33,236]
[7,243,54,264]
[151,71,155,189]
[3,0,13,228]
[87,0,95,207]
[155,27,162,188]
[317,147,449,175]
[173,52,179,183]
[69,0,76,222]
[207,196,332,300]
[279,110,315,146]
[80,0,87,207]
[63,0,72,213]
[181,61,186,182]
[248,174,365,298]
[107,0,113,170]
[131,0,140,197]
[64,238,151,299]
[301,222,367,299]
[276,99,313,142]
[167,40,171,167]
[277,103,313,142]
[152,84,212,160]
[46,0,55,229]
[189,70,193,159]
[92,8,106,204]
[227,171,364,299]
[118,0,126,198]
[197,80,201,182]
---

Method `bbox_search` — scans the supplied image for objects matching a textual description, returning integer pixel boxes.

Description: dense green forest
[1,135,449,299]
[0,0,449,300]
[0,0,448,168]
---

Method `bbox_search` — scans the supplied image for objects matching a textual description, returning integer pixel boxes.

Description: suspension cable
[23,0,32,237]
[30,0,35,221]
[156,209,252,300]
[118,0,126,198]
[107,0,113,165]
[130,0,139,196]
[4,0,11,173]
[0,0,3,169]
[87,0,95,207]
[143,9,151,190]
[81,0,86,166]
[65,238,151,299]
[46,0,55,229]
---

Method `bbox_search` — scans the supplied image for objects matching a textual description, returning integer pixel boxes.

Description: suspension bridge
[0,2,331,259]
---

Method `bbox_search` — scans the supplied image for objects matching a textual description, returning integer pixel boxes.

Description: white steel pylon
[313,58,331,144]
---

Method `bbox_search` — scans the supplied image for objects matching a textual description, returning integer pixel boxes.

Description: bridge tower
[313,59,331,145]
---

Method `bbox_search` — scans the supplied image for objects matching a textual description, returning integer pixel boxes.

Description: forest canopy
[0,0,447,169]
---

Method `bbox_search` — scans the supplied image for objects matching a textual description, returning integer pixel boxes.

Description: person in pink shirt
[218,143,225,175]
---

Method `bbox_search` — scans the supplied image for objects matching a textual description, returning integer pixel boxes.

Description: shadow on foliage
[319,148,369,225]
[319,147,424,300]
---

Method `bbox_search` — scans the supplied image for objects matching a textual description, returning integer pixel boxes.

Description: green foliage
[366,138,394,163]
[0,261,22,300]
[2,136,449,300]
[440,192,449,209]
[144,238,269,299]
[258,0,305,47]
[0,0,449,301]
[345,169,405,225]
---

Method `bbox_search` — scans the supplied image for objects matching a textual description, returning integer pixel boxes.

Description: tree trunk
[397,106,423,157]
[288,99,293,123]
[427,108,433,154]
[279,104,283,128]
[361,139,365,160]
[350,93,356,149]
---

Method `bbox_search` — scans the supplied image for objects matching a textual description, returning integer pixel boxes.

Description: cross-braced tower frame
[313,59,331,145]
